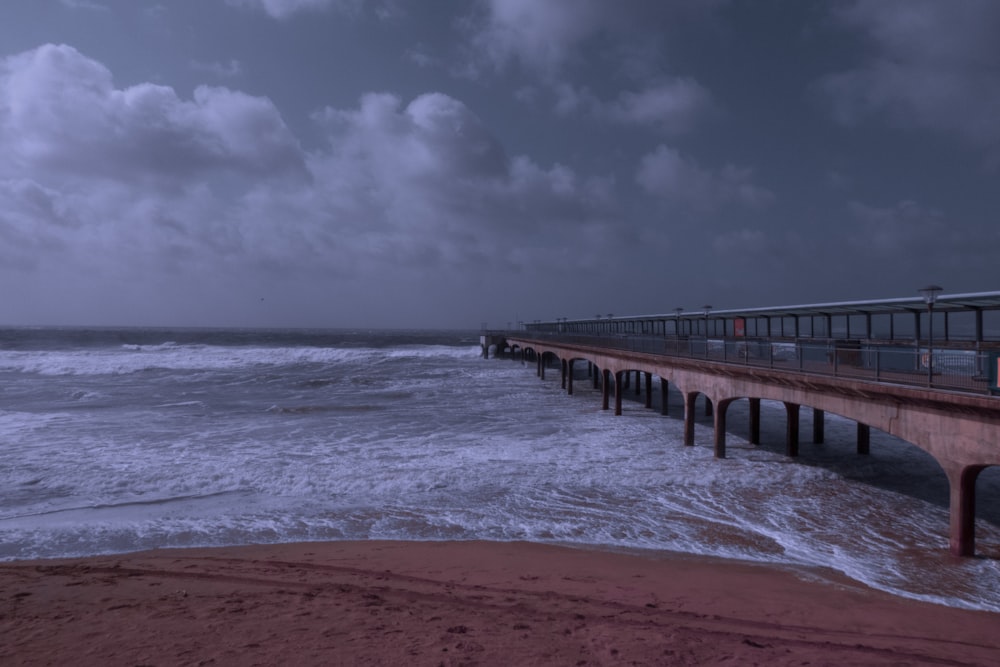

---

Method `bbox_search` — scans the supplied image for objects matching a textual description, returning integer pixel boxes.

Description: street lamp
[919,285,942,386]
[703,305,712,357]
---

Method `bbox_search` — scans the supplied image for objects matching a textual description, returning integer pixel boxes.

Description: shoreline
[3,540,998,666]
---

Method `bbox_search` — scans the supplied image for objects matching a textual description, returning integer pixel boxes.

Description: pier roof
[563,291,1000,324]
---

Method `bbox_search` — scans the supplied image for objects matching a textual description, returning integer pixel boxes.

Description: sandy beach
[1,541,997,666]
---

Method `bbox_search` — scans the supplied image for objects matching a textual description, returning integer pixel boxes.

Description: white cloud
[543,79,712,133]
[465,0,728,79]
[0,44,622,324]
[467,0,609,77]
[227,0,407,19]
[404,46,437,69]
[191,59,243,79]
[599,78,712,133]
[1,45,305,186]
[819,0,1000,145]
[468,2,715,132]
[226,0,351,19]
[636,145,773,209]
[59,0,108,11]
[308,91,618,270]
[0,44,305,284]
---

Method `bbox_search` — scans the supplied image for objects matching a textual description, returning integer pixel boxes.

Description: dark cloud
[0,1,995,327]
[636,145,773,209]
[819,0,1000,146]
[0,44,624,325]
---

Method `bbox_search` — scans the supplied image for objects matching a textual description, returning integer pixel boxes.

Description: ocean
[1,327,998,612]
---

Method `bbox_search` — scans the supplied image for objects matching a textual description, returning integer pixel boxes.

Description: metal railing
[497,332,995,395]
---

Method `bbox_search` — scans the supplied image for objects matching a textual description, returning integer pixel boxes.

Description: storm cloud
[0,1,996,327]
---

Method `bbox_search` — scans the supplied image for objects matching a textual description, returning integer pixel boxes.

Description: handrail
[494,331,996,396]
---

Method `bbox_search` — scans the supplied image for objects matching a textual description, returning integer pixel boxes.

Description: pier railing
[499,332,995,395]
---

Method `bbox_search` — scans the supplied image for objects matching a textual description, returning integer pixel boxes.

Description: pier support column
[813,409,825,444]
[784,402,800,457]
[660,378,669,416]
[645,373,653,408]
[601,369,610,410]
[635,370,641,396]
[857,423,870,455]
[748,398,761,445]
[587,362,592,377]
[946,464,985,557]
[567,360,574,395]
[614,372,623,416]
[684,393,697,446]
[593,367,599,389]
[713,401,727,459]
[537,355,543,379]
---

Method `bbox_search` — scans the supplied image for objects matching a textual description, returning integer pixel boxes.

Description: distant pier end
[480,334,507,359]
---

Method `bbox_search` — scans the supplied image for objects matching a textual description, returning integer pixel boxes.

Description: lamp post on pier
[919,285,942,386]
[703,305,712,358]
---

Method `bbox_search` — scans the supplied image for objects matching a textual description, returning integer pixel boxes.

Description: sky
[1,0,998,329]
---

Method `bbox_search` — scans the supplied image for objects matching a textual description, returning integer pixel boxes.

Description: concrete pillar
[660,378,669,416]
[813,409,825,443]
[946,464,984,557]
[567,360,574,395]
[748,398,761,445]
[635,370,641,396]
[593,366,599,389]
[537,355,542,378]
[713,401,727,459]
[587,361,592,377]
[684,393,697,446]
[560,359,567,390]
[614,372,623,416]
[645,373,653,408]
[857,423,870,455]
[784,402,800,457]
[601,369,610,410]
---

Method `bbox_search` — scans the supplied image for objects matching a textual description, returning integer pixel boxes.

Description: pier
[482,291,1000,557]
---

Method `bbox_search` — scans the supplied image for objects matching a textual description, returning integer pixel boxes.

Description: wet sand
[2,540,997,666]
